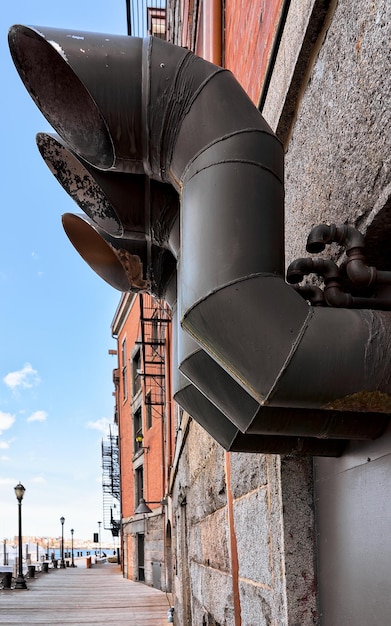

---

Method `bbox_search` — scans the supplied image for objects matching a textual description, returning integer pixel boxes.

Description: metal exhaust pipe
[62,213,176,297]
[36,133,179,252]
[179,331,388,440]
[175,277,377,444]
[9,26,391,428]
[173,309,346,456]
[174,375,346,456]
[9,26,144,172]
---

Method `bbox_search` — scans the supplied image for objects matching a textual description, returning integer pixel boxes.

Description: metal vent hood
[8,26,391,453]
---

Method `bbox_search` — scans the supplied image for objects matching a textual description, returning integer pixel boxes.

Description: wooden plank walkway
[0,563,171,625]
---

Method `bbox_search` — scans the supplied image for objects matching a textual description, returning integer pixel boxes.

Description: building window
[134,406,143,452]
[121,338,128,401]
[135,465,144,504]
[132,348,142,395]
[147,8,166,40]
[146,392,152,430]
[137,533,145,582]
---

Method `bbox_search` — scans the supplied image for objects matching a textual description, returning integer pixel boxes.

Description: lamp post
[70,528,75,567]
[97,521,101,558]
[60,516,66,568]
[14,483,27,589]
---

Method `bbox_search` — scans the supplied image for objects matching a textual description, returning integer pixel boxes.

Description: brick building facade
[111,292,174,590]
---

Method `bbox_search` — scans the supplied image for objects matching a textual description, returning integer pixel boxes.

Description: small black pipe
[287,256,391,309]
[292,284,325,306]
[345,249,391,288]
[306,223,339,253]
[287,258,353,307]
[323,284,352,308]
[307,223,391,289]
[286,257,341,284]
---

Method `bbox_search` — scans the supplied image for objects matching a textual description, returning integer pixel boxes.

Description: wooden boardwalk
[0,563,171,625]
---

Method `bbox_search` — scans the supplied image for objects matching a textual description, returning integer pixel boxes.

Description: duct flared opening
[37,133,123,236]
[8,25,114,169]
[62,213,133,292]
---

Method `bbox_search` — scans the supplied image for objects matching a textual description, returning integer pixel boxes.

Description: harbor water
[2,542,117,568]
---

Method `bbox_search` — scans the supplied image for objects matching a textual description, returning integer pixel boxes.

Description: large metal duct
[172,306,346,456]
[179,330,387,440]
[9,26,391,442]
[174,372,346,457]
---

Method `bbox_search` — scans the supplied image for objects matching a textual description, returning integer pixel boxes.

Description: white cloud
[30,476,46,484]
[0,477,15,485]
[0,440,11,449]
[86,417,111,434]
[3,363,40,391]
[27,410,48,423]
[0,456,10,462]
[0,411,16,435]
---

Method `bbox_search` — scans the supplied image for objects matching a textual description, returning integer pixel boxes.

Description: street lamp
[14,482,27,589]
[70,528,75,567]
[134,498,168,514]
[60,516,66,568]
[97,521,102,558]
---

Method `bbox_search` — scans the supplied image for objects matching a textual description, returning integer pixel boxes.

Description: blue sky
[0,2,129,544]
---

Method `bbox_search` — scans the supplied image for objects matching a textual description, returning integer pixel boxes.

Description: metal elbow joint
[306,223,365,253]
[345,253,377,288]
[286,257,340,283]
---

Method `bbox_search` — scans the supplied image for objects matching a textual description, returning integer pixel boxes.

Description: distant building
[111,293,174,590]
[126,0,166,38]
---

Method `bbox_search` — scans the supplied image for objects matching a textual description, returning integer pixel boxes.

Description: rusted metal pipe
[307,223,391,287]
[37,133,179,251]
[62,213,176,298]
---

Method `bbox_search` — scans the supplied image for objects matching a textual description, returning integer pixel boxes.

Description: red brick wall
[117,294,173,517]
[224,0,284,105]
[117,296,141,519]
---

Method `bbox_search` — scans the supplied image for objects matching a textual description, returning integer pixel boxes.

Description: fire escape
[101,425,121,536]
[138,294,171,422]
